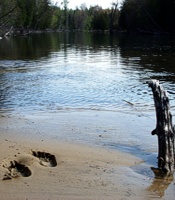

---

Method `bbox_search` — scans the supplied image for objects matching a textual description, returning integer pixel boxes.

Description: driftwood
[4,26,14,37]
[148,80,175,174]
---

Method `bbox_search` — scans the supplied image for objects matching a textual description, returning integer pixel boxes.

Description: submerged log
[148,80,175,174]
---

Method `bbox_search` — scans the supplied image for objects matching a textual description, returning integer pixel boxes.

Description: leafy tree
[0,0,18,35]
[90,6,108,31]
[50,6,62,30]
[0,0,17,23]
[156,0,175,33]
[119,0,142,32]
[62,0,69,30]
[119,0,175,34]
[109,1,119,34]
[16,0,35,27]
[1,0,175,35]
[71,5,88,31]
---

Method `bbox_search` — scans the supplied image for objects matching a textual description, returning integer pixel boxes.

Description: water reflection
[119,35,175,74]
[147,167,174,198]
[0,33,61,60]
[0,33,175,114]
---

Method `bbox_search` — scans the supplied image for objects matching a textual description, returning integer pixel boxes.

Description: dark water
[0,32,175,114]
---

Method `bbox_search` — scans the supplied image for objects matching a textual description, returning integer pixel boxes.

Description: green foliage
[0,0,18,26]
[92,11,109,30]
[0,0,120,32]
[0,0,53,30]
[2,0,174,35]
[50,6,61,29]
[16,0,35,27]
[119,0,175,34]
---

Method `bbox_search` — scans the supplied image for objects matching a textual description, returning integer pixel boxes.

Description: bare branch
[0,5,17,21]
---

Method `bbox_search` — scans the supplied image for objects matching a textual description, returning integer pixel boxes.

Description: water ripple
[0,34,175,115]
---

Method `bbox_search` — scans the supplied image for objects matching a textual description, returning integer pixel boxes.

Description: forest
[0,0,175,36]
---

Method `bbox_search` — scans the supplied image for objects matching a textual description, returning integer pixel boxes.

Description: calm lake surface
[0,32,175,114]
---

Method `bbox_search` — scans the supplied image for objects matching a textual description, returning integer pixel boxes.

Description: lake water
[0,32,175,114]
[1,33,175,198]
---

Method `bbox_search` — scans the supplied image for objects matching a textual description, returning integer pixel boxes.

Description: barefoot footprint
[31,151,57,167]
[2,151,57,180]
[3,160,32,180]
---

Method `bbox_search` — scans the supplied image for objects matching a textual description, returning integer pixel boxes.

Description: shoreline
[0,110,174,199]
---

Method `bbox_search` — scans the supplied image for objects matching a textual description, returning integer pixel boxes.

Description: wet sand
[0,111,174,200]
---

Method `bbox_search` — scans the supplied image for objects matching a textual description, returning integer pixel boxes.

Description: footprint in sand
[3,160,32,180]
[31,151,57,167]
[2,151,57,180]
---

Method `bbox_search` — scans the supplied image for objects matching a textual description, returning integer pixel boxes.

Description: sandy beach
[0,111,174,200]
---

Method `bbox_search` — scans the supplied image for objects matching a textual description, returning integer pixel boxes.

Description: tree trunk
[109,2,118,35]
[148,80,175,174]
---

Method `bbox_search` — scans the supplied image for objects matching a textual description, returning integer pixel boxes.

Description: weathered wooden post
[148,80,175,174]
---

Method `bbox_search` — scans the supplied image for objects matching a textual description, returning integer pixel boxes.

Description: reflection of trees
[1,33,175,73]
[0,32,116,60]
[119,34,175,74]
[147,167,174,198]
[0,33,61,60]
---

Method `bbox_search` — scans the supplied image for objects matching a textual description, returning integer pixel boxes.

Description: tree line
[120,0,175,34]
[0,0,174,37]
